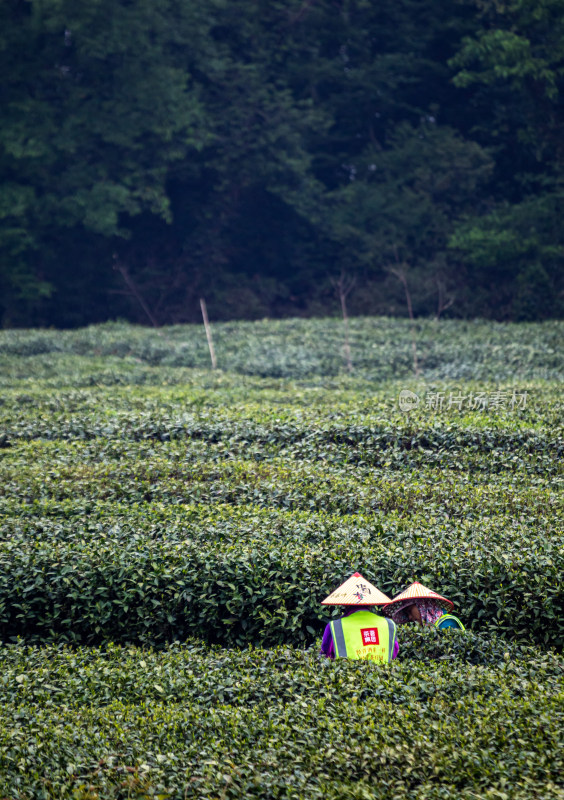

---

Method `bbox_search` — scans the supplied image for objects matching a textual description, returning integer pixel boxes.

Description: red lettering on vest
[360,627,380,646]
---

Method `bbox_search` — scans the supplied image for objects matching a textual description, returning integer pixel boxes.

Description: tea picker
[320,572,399,662]
[382,581,465,630]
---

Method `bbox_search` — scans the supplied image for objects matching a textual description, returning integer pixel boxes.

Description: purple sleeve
[392,637,399,660]
[321,623,335,659]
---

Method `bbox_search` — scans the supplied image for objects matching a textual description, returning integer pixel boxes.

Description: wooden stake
[390,246,420,377]
[199,298,217,369]
[340,285,352,373]
[331,271,356,373]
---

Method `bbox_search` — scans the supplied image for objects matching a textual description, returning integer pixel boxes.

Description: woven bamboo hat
[321,572,391,606]
[382,581,453,612]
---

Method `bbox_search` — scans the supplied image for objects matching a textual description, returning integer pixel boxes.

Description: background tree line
[1,0,563,328]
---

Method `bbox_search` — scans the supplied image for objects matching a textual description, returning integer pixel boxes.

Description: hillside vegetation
[3,0,564,326]
[0,318,562,799]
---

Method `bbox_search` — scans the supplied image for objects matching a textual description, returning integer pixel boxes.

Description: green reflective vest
[329,610,397,663]
[435,613,465,631]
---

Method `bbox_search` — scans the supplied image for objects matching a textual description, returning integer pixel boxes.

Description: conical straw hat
[321,572,391,606]
[383,581,453,611]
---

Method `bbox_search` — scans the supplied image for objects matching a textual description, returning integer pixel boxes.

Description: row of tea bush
[0,631,562,799]
[0,506,561,647]
[1,317,563,380]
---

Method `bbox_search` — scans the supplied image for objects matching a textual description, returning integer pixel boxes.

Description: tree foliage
[447,0,564,318]
[1,0,563,326]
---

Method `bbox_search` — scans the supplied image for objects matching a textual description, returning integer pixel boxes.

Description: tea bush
[0,317,562,380]
[0,507,561,647]
[0,318,562,798]
[0,430,561,646]
[0,639,562,799]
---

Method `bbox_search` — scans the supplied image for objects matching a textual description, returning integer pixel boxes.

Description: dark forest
[1,0,563,327]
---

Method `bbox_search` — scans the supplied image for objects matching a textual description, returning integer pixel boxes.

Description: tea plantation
[0,317,562,799]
